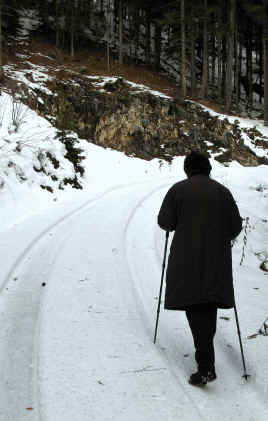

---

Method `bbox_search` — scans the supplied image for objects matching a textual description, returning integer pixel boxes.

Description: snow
[4,65,54,96]
[0,92,85,231]
[126,81,171,99]
[188,100,268,159]
[0,81,268,420]
[88,76,171,98]
[31,53,54,61]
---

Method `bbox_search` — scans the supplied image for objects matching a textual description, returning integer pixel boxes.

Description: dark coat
[158,174,242,310]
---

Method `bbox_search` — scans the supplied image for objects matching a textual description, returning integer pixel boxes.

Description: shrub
[56,131,85,188]
[11,96,28,132]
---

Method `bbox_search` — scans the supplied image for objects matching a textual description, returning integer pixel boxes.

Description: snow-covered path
[39,180,203,421]
[1,62,268,420]
[0,188,117,420]
[1,176,268,420]
[127,183,268,420]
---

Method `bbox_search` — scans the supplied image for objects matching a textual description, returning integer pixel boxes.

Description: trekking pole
[233,301,250,380]
[231,241,250,380]
[154,230,169,344]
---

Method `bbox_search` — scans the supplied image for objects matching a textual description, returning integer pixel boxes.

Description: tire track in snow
[1,184,141,294]
[1,177,178,295]
[0,232,72,421]
[37,178,203,421]
[0,181,165,421]
[123,183,207,421]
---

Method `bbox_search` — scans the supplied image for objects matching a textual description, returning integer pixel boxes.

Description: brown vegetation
[1,38,232,116]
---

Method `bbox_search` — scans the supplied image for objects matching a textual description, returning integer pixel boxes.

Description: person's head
[184,151,212,178]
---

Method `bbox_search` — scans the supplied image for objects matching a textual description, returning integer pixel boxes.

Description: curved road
[0,180,267,420]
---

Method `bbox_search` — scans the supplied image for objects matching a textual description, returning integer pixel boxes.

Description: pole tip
[242,373,250,381]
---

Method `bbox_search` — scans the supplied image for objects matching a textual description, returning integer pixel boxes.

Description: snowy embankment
[0,85,268,420]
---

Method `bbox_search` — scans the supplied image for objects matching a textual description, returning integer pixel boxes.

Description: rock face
[29,76,268,166]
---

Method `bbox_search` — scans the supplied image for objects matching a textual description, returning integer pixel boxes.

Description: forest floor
[2,38,229,116]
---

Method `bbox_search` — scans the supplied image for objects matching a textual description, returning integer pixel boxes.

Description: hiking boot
[207,368,217,382]
[188,368,217,387]
[188,371,208,387]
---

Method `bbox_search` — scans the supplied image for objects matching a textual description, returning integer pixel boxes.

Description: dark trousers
[185,304,217,374]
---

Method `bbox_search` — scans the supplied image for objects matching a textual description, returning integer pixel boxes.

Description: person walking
[158,151,242,387]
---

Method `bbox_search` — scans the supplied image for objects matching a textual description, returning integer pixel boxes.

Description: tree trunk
[259,33,263,104]
[154,23,161,70]
[211,16,216,89]
[56,30,60,49]
[217,37,222,102]
[56,0,61,48]
[70,2,75,59]
[221,38,226,101]
[70,9,74,59]
[119,0,123,65]
[201,0,208,99]
[247,24,253,111]
[107,0,111,71]
[264,4,268,126]
[71,30,74,59]
[190,4,196,97]
[180,0,186,98]
[238,34,242,103]
[226,0,236,111]
[133,8,140,62]
[145,12,151,66]
[216,4,222,102]
[88,0,93,27]
[110,0,115,50]
[235,28,239,107]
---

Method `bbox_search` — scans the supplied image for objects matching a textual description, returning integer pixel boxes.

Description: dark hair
[184,151,212,177]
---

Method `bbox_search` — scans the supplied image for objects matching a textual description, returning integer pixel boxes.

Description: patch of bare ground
[1,39,177,96]
[1,38,245,117]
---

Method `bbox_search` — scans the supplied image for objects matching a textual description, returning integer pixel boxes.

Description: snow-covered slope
[0,82,268,420]
[0,91,88,231]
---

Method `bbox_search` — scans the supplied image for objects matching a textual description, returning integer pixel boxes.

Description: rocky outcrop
[27,76,268,166]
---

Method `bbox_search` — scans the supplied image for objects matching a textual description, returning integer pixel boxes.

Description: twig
[120,365,167,374]
[240,216,249,266]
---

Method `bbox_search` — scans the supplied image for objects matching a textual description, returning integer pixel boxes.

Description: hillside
[2,38,268,170]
